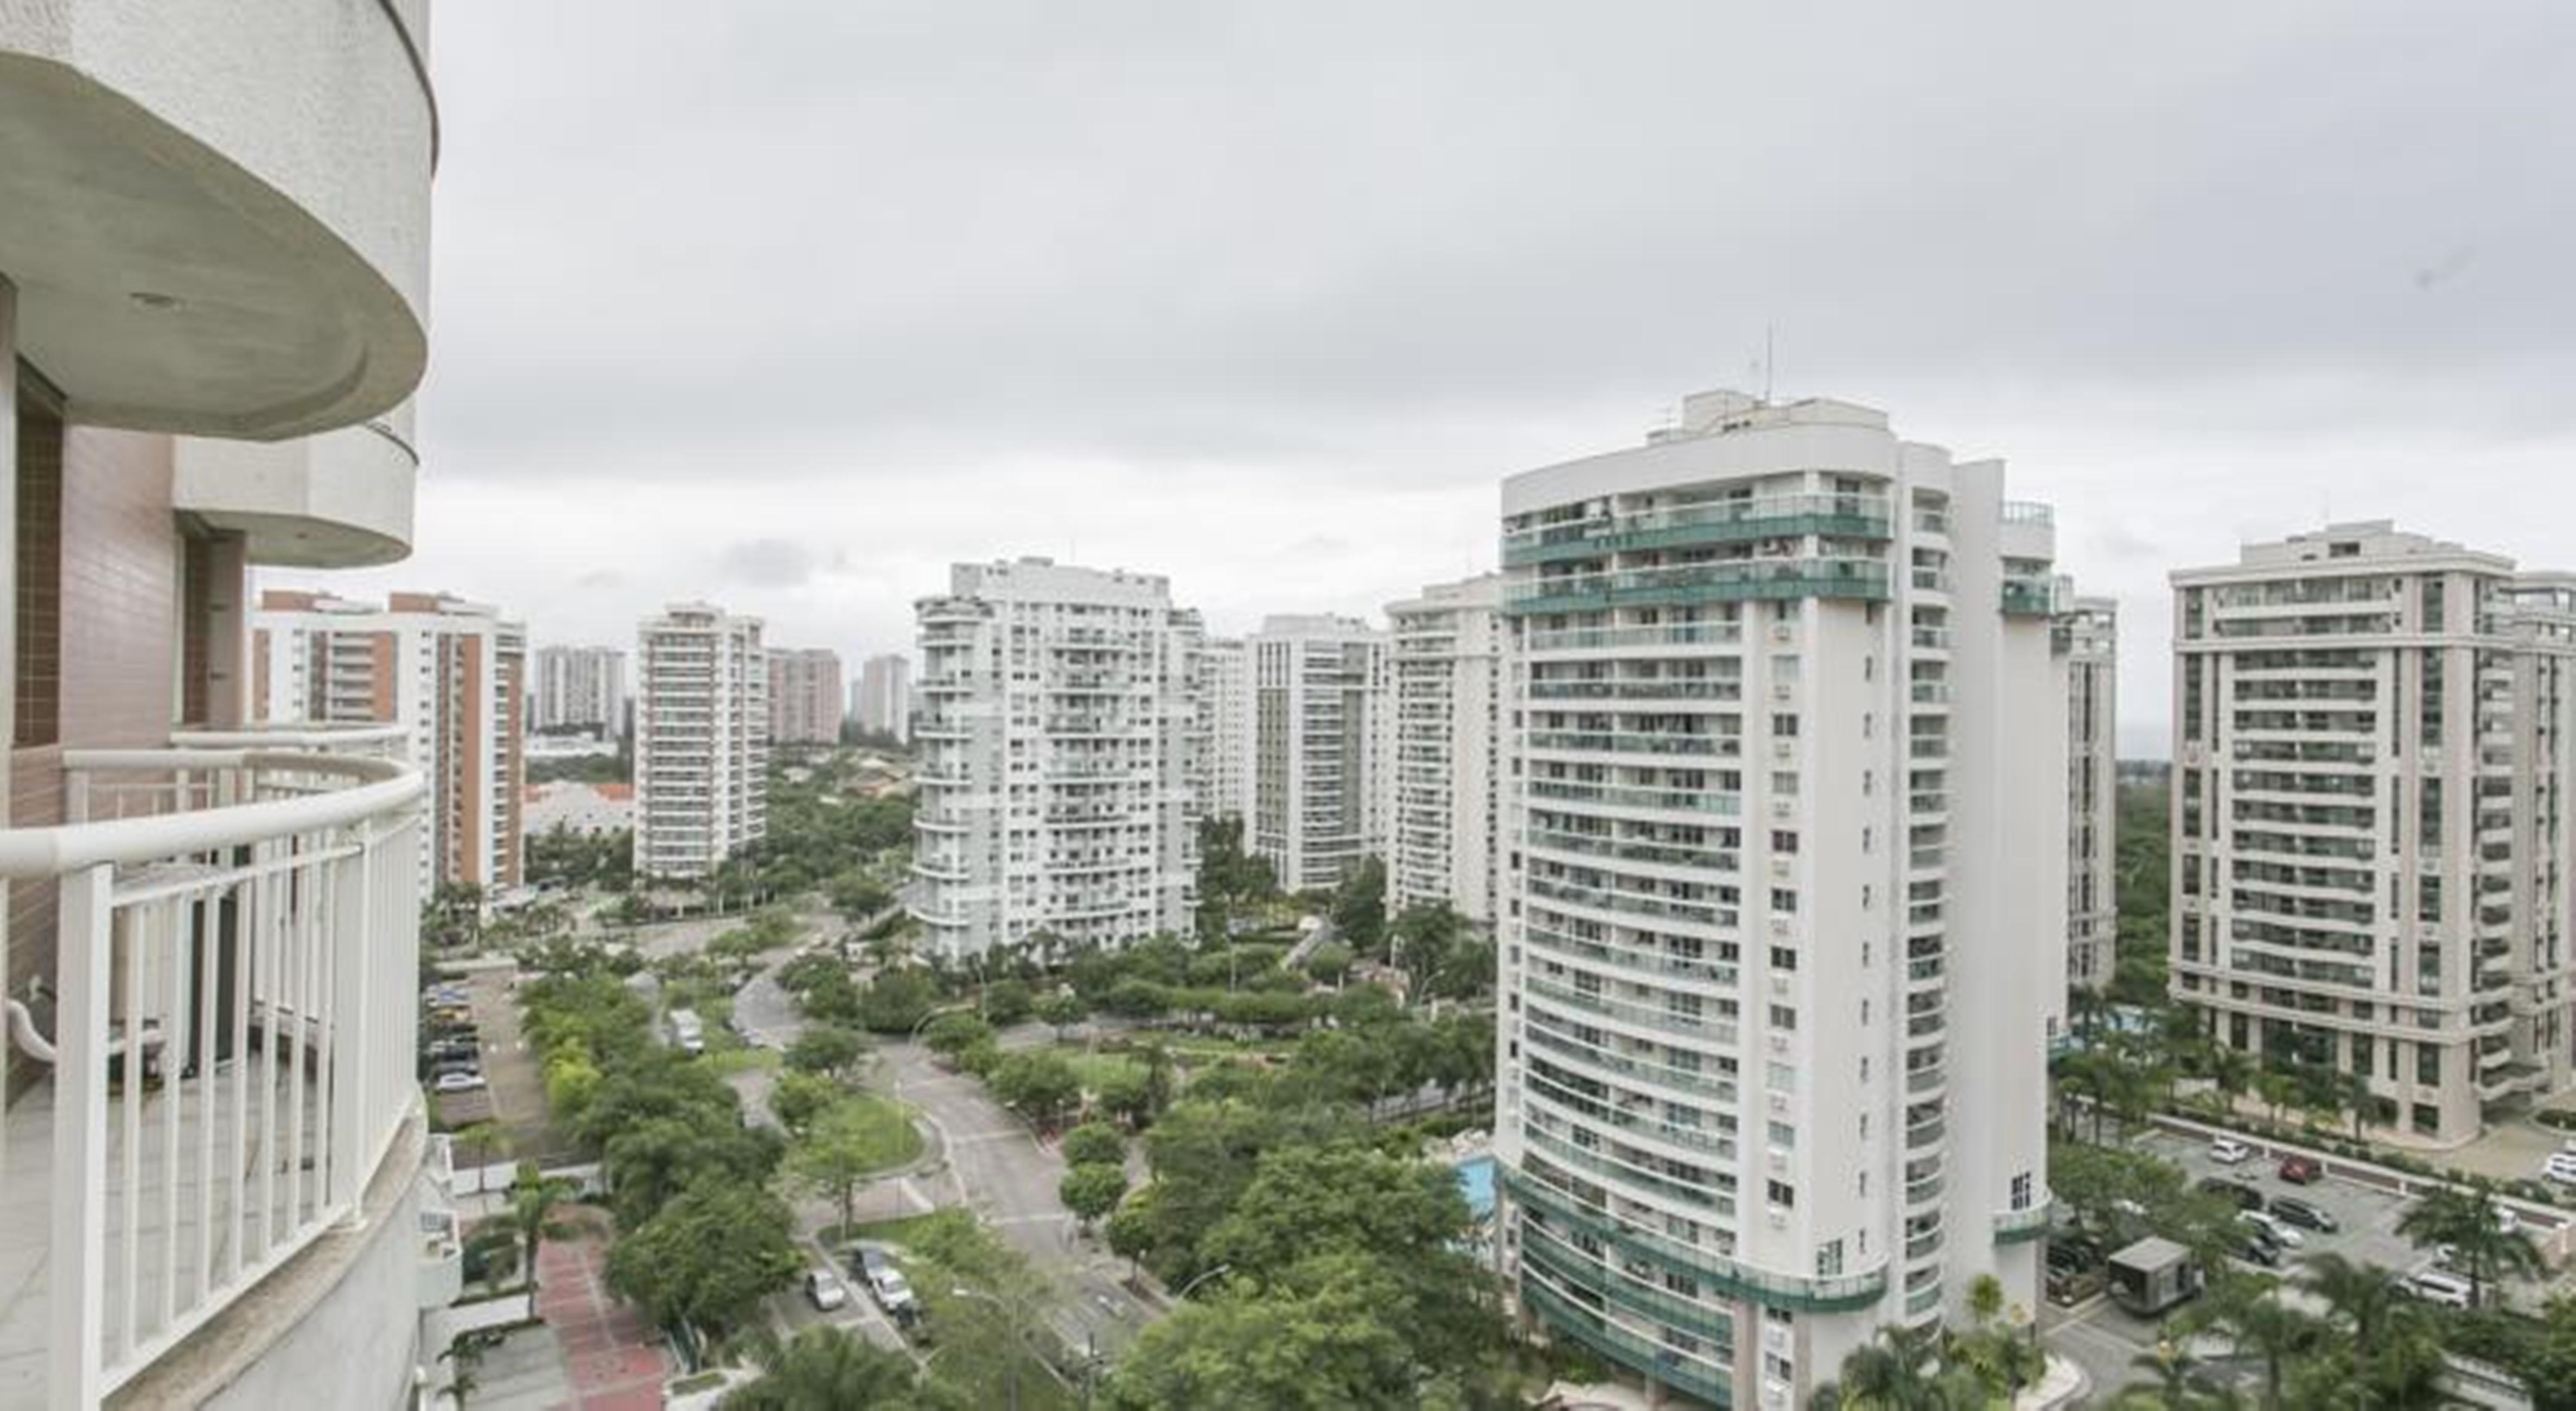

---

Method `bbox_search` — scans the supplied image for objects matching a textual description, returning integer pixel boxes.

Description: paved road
[881,1038,1156,1367]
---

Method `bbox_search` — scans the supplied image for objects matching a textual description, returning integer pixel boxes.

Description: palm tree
[729,1325,930,1409]
[1812,1325,1949,1409]
[2395,1179,2545,1309]
[2110,1337,2243,1410]
[496,1166,582,1299]
[2179,1274,2318,1410]
[2298,1252,2399,1346]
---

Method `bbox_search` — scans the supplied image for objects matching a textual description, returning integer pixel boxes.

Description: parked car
[2240,1210,2305,1249]
[2267,1196,2338,1234]
[2228,1225,2282,1268]
[2496,1207,2521,1236]
[2275,1154,2323,1184]
[2198,1177,2266,1212]
[848,1244,920,1323]
[2543,1152,2576,1186]
[432,1071,487,1094]
[2400,1269,2473,1310]
[2209,1137,2255,1166]
[804,1269,849,1312]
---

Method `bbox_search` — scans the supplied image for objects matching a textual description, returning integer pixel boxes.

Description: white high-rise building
[768,646,845,747]
[2060,588,2119,994]
[2171,523,2576,1145]
[1203,637,1255,824]
[532,644,626,738]
[253,590,527,895]
[1246,614,1387,892]
[856,652,913,741]
[1385,574,1505,924]
[909,559,1203,958]
[1495,390,2066,1408]
[634,602,769,880]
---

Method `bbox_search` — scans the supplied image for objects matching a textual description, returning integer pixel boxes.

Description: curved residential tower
[1494,391,2067,1408]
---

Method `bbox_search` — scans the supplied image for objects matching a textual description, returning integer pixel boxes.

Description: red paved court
[537,1234,668,1411]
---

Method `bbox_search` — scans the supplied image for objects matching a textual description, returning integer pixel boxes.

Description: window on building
[1768,1180,1796,1209]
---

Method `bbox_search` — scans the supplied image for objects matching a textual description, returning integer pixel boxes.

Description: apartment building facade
[909,559,1203,959]
[2061,589,2119,992]
[855,652,913,741]
[1386,574,1505,924]
[1202,636,1255,824]
[635,603,770,880]
[1494,391,2067,1409]
[252,590,528,895]
[532,644,626,738]
[768,646,845,747]
[2170,523,2576,1145]
[0,4,443,1407]
[1247,615,1387,892]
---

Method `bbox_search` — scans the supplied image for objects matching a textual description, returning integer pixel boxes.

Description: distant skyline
[294,1,2574,764]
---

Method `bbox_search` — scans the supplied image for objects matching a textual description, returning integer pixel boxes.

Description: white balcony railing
[0,746,425,1408]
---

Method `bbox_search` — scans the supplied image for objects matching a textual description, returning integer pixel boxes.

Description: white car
[2209,1137,2254,1166]
[2543,1153,2576,1186]
[432,1071,486,1093]
[2496,1207,2521,1236]
[804,1269,849,1312]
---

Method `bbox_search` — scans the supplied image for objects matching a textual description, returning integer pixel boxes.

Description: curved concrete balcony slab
[0,0,435,438]
[174,404,418,567]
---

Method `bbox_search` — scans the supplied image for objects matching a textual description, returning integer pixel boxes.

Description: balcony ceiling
[0,24,429,439]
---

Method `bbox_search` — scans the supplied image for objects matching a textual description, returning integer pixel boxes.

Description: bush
[1062,1123,1126,1168]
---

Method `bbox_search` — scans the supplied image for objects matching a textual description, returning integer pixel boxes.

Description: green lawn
[838,1091,926,1172]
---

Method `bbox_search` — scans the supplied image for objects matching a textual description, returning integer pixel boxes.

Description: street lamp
[1174,1263,1233,1300]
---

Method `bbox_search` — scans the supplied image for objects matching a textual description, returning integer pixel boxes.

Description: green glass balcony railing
[1504,493,1892,567]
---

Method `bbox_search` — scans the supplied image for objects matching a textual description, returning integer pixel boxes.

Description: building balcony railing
[169,722,411,762]
[1503,492,1893,566]
[0,745,425,1408]
[1506,557,1892,616]
[1993,1197,2056,1243]
[1508,1166,1890,1313]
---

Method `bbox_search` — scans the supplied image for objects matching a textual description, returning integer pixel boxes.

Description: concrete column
[1,276,16,1131]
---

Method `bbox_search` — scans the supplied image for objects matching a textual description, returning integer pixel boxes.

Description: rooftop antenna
[1763,325,1776,404]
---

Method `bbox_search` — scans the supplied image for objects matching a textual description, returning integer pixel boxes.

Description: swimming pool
[1456,1154,1497,1221]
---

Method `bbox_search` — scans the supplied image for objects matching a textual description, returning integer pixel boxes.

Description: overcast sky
[302,1,2575,757]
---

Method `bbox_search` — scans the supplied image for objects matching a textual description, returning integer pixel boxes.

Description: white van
[2402,1269,2473,1310]
[669,1008,705,1054]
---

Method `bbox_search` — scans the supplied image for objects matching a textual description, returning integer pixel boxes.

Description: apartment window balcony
[1502,492,1893,567]
[0,744,425,1407]
[1508,1167,1889,1313]
[1506,558,1892,616]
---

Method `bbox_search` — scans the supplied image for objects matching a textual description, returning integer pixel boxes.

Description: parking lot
[2042,1126,2571,1402]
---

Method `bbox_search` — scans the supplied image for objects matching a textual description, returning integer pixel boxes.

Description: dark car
[2228,1223,2282,1268]
[2198,1176,2266,1212]
[2267,1196,2338,1234]
[2277,1154,2324,1184]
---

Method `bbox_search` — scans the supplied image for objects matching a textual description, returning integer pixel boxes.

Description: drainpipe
[1,275,17,1100]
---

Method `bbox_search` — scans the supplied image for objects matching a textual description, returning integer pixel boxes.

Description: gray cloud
[347,1,2576,749]
[715,538,815,589]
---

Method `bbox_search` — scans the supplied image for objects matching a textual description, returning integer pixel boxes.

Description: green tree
[605,1181,801,1337]
[601,1113,783,1230]
[1303,940,1354,988]
[495,1166,583,1297]
[1036,989,1088,1041]
[1061,1122,1126,1168]
[769,1069,840,1136]
[827,870,896,923]
[1061,1163,1130,1233]
[1810,1325,1949,1410]
[2396,1179,2543,1309]
[982,977,1035,1026]
[922,1010,995,1064]
[784,1023,868,1077]
[1329,857,1388,957]
[989,1050,1083,1129]
[857,968,940,1033]
[726,1325,949,1410]
[2176,1274,2318,1410]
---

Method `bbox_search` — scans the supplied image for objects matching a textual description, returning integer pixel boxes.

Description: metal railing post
[329,819,373,1213]
[50,864,112,1411]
